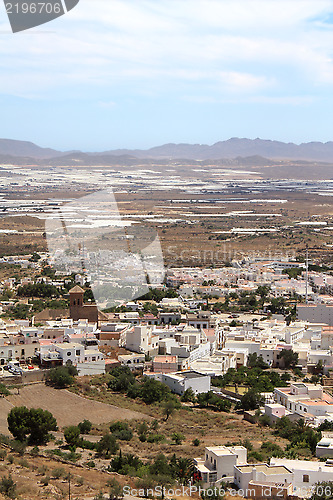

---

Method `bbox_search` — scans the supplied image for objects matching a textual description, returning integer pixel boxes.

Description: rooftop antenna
[305,245,309,305]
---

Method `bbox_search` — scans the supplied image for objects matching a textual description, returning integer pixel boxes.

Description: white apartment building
[234,463,293,494]
[274,383,333,422]
[190,350,237,376]
[147,370,210,396]
[194,446,247,486]
[270,458,333,497]
[125,325,159,355]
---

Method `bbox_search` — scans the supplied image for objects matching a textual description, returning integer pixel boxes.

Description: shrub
[18,458,29,468]
[9,440,26,455]
[50,449,81,462]
[112,429,133,441]
[146,433,165,443]
[151,419,159,430]
[108,477,124,500]
[40,475,50,486]
[108,366,136,392]
[37,465,48,475]
[51,467,66,479]
[86,460,96,468]
[0,474,16,499]
[136,422,148,435]
[110,421,129,433]
[259,415,271,427]
[260,441,284,458]
[80,439,96,450]
[248,451,264,462]
[7,455,14,464]
[192,438,200,446]
[242,439,253,451]
[93,492,104,500]
[310,481,333,499]
[171,432,185,445]
[0,384,10,396]
[110,421,133,441]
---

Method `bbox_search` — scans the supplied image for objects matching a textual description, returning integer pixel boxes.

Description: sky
[1,0,333,150]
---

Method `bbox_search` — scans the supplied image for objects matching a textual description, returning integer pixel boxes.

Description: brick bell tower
[69,285,85,321]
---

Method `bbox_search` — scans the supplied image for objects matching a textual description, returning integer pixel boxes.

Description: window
[76,350,80,356]
[303,475,309,483]
[67,352,72,357]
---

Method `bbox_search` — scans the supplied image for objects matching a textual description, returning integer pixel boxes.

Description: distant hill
[2,137,333,163]
[0,139,64,159]
[99,138,333,162]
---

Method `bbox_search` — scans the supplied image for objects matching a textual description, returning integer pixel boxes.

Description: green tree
[278,349,299,369]
[162,397,180,421]
[269,297,287,314]
[140,377,171,404]
[46,365,77,388]
[96,434,119,458]
[7,407,30,442]
[64,426,81,450]
[149,453,172,477]
[172,457,194,485]
[108,366,136,392]
[7,406,57,445]
[181,388,196,403]
[78,419,92,434]
[248,353,269,369]
[28,408,58,445]
[283,268,302,280]
[240,389,263,411]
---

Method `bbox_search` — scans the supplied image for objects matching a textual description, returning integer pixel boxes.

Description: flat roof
[237,464,291,475]
[206,446,245,456]
[175,370,208,379]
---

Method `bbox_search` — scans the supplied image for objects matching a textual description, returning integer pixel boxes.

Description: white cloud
[1,0,333,98]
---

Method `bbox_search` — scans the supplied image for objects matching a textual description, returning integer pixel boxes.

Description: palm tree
[174,458,194,485]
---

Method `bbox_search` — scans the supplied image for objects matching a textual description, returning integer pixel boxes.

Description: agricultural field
[0,186,332,265]
[0,384,148,435]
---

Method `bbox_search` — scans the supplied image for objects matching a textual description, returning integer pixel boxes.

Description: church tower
[69,285,85,320]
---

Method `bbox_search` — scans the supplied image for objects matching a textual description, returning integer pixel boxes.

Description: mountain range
[2,137,333,163]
